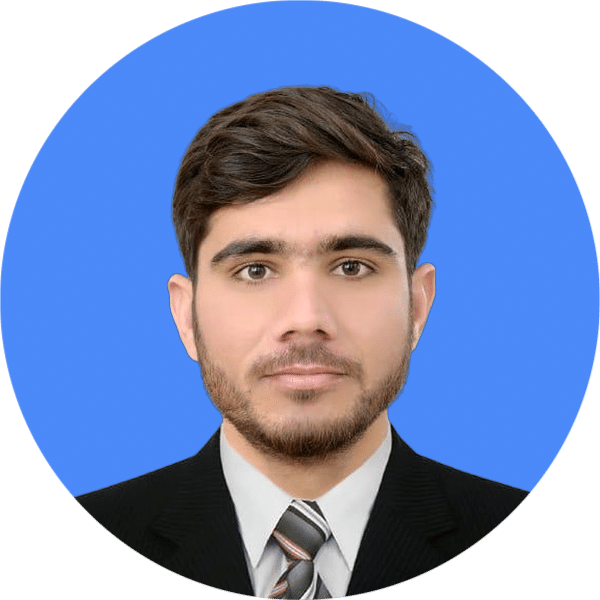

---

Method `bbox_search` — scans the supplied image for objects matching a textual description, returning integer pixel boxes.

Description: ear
[167,274,199,361]
[410,263,436,351]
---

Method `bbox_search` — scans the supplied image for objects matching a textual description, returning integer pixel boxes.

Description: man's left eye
[333,261,373,278]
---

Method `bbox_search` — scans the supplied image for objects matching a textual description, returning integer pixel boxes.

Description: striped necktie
[268,499,332,599]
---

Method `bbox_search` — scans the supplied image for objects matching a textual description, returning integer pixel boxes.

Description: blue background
[2,1,597,496]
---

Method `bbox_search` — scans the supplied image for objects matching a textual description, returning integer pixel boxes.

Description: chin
[261,396,353,428]
[229,404,382,463]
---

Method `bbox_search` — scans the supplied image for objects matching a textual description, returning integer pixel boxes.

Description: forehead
[199,161,404,260]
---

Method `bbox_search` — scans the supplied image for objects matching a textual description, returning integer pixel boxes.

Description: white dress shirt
[220,425,392,598]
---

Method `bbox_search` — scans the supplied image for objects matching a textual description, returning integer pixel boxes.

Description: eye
[333,260,374,278]
[235,263,273,282]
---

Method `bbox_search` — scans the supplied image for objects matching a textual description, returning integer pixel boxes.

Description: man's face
[169,161,435,461]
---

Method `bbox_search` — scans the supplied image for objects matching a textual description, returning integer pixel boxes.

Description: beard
[192,310,413,464]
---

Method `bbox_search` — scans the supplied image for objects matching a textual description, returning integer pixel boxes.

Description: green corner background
[0,0,600,600]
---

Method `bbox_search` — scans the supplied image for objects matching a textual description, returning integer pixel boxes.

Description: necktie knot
[269,499,332,599]
[272,499,331,560]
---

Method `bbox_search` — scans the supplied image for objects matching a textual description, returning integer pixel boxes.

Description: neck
[221,412,389,499]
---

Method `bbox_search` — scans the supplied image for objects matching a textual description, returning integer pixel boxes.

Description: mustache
[249,343,363,381]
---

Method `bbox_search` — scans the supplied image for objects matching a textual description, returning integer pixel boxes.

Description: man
[77,86,527,598]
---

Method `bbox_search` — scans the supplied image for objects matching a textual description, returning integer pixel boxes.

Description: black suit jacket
[77,428,527,596]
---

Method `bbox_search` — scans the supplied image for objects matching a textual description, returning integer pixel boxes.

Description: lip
[266,364,346,377]
[264,365,347,391]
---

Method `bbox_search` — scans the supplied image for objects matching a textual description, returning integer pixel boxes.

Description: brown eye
[332,260,373,278]
[236,263,272,282]
[341,261,361,276]
[247,264,267,279]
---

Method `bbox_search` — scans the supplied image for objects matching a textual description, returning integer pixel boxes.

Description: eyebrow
[209,234,397,268]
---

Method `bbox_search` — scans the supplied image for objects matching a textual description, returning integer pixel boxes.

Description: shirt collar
[220,424,392,570]
[220,429,293,568]
[316,424,391,570]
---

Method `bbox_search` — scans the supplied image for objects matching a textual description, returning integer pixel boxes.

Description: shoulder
[419,454,528,558]
[384,429,529,554]
[76,431,221,535]
[389,428,528,505]
[421,453,528,521]
[77,454,193,522]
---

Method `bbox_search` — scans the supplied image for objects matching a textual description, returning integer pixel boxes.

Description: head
[168,87,435,463]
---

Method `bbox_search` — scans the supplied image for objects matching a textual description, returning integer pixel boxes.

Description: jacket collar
[150,430,254,595]
[149,426,457,596]
[347,427,458,594]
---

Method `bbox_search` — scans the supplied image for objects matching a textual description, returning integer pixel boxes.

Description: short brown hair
[172,86,433,283]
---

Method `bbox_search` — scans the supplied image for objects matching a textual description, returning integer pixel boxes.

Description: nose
[272,271,337,343]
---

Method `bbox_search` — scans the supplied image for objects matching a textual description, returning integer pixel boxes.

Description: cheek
[342,287,410,376]
[195,290,267,373]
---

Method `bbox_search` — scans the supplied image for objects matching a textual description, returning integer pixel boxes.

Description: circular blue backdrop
[2,1,598,496]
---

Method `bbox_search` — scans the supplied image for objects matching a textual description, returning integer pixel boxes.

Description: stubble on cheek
[190,300,414,463]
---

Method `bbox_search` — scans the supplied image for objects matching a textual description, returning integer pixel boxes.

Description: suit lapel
[348,428,458,595]
[145,427,456,596]
[149,430,254,596]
